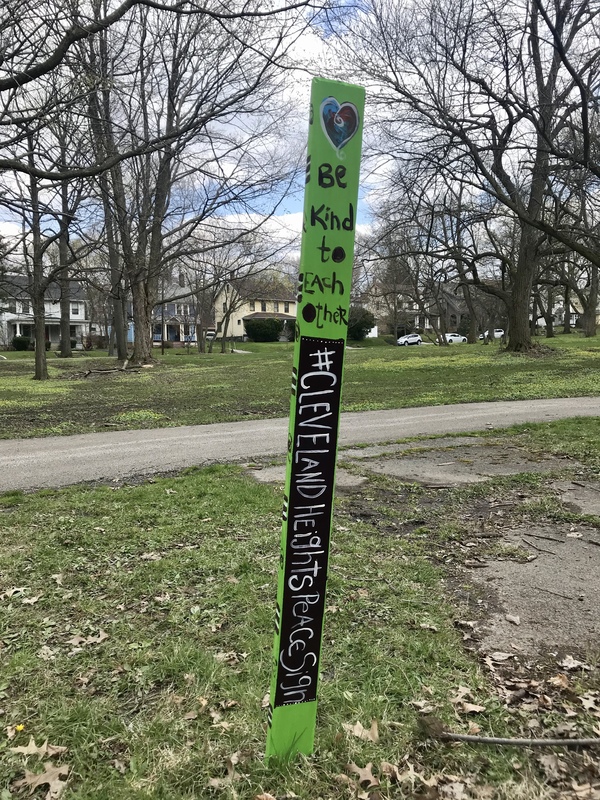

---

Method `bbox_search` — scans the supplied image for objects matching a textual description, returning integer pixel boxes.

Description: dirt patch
[249,436,600,662]
[470,522,600,655]
[360,441,570,488]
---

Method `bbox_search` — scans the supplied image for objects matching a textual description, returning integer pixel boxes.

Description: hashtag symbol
[309,348,335,371]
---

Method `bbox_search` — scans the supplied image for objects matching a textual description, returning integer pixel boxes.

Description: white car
[397,333,422,346]
[444,333,467,344]
[478,329,504,340]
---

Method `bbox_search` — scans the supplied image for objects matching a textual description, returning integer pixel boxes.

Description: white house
[0,275,90,349]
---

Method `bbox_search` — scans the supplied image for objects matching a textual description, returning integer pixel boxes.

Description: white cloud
[0,222,21,238]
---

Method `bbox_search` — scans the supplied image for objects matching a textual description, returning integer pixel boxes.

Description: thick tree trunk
[506,226,536,351]
[460,284,478,343]
[101,174,128,361]
[130,280,154,364]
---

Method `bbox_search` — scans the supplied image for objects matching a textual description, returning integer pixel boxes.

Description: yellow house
[214,280,297,340]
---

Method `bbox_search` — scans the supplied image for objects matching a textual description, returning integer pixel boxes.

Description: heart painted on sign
[320,97,360,151]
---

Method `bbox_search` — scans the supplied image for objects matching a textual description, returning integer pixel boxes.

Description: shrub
[12,336,30,351]
[244,318,284,342]
[347,306,376,341]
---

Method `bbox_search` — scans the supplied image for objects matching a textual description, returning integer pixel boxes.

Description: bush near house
[244,318,284,342]
[11,336,30,351]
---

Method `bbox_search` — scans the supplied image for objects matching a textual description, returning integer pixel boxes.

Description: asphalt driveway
[0,396,598,492]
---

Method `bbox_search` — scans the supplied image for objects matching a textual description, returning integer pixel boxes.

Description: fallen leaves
[340,760,480,800]
[450,686,486,714]
[347,761,380,789]
[342,719,379,743]
[66,630,109,648]
[10,737,68,758]
[12,762,70,799]
[207,751,243,791]
[559,655,591,671]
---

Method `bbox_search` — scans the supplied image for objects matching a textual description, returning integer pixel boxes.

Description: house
[0,274,90,349]
[151,298,202,345]
[214,279,297,340]
[150,276,298,346]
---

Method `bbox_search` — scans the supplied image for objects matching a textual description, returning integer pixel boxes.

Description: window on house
[274,301,279,312]
[261,300,267,312]
[284,302,290,313]
[71,303,79,315]
[7,299,16,313]
[222,302,227,312]
[183,324,190,336]
[249,300,255,311]
[21,301,30,314]
[176,304,190,316]
[237,319,241,325]
[178,271,185,287]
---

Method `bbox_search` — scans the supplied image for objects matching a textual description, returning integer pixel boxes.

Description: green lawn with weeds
[1,334,599,439]
[2,419,600,798]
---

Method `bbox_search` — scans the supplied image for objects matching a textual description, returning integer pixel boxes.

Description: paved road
[0,396,598,492]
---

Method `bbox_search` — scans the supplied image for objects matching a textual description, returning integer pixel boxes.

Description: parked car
[397,333,422,346]
[444,333,467,343]
[478,329,504,340]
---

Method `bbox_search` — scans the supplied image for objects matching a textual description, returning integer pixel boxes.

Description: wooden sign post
[266,77,365,759]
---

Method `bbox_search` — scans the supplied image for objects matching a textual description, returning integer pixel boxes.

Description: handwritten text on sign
[274,336,344,707]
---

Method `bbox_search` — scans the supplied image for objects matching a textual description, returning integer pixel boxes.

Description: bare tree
[343,0,600,350]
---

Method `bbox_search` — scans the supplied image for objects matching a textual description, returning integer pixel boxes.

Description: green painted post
[266,77,365,759]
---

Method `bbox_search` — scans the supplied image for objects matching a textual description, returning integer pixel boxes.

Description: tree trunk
[59,147,72,358]
[563,284,572,334]
[581,263,598,337]
[130,280,154,364]
[32,292,48,380]
[544,288,554,338]
[530,294,538,337]
[27,130,48,380]
[506,225,536,351]
[100,171,128,361]
[59,267,71,356]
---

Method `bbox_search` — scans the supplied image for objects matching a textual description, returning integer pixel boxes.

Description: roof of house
[0,273,87,301]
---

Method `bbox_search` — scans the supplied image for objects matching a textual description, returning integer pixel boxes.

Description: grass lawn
[2,417,599,799]
[1,334,599,797]
[0,334,599,439]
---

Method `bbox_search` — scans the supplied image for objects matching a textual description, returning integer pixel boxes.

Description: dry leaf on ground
[10,737,67,758]
[207,751,242,790]
[66,630,108,647]
[343,720,379,742]
[559,655,590,671]
[12,762,70,799]
[347,761,380,788]
[460,702,486,714]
